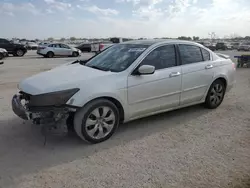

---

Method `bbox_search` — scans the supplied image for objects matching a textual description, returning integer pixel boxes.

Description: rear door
[178,44,214,105]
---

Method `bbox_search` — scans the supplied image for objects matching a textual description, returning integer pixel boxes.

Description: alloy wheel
[16,50,24,57]
[209,83,224,106]
[85,106,116,139]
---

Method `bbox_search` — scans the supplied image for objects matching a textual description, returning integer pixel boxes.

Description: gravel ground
[0,50,249,188]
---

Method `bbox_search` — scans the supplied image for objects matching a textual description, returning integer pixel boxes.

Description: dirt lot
[0,51,249,188]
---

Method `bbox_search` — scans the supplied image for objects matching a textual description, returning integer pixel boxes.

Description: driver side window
[140,45,177,70]
[60,44,70,49]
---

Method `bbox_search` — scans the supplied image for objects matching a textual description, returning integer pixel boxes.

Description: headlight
[28,88,79,107]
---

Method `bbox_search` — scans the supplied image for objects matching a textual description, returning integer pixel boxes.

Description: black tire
[46,51,54,58]
[204,79,226,109]
[0,53,3,60]
[74,99,120,144]
[15,49,25,57]
[72,51,79,57]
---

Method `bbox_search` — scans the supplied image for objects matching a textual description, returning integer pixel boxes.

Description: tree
[178,36,192,40]
[192,36,199,41]
[70,37,76,41]
[47,37,54,41]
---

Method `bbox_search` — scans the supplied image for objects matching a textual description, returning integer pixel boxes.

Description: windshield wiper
[87,65,109,71]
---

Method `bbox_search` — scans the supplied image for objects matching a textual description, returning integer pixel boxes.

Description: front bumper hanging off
[11,94,75,125]
[12,94,31,120]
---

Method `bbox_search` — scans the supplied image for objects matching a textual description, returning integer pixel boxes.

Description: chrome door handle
[205,64,213,69]
[169,72,181,77]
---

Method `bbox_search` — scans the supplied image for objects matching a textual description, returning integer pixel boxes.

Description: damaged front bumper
[11,93,78,125]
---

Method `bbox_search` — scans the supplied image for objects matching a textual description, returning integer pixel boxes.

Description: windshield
[85,44,149,72]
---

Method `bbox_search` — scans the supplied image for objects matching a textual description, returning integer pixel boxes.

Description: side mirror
[137,65,155,75]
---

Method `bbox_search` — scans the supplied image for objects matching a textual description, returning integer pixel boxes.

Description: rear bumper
[226,81,236,93]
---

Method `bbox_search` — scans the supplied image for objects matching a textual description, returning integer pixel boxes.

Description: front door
[127,44,182,119]
[59,44,72,56]
[178,44,215,105]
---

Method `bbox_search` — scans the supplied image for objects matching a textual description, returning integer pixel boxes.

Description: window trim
[130,44,179,75]
[200,47,211,62]
[177,44,206,66]
[60,44,70,49]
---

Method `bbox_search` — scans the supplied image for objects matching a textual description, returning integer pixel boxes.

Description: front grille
[19,91,31,100]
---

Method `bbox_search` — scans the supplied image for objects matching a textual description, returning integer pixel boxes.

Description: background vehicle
[225,43,233,50]
[26,42,38,50]
[91,37,133,54]
[0,38,27,56]
[0,48,8,60]
[230,42,240,50]
[37,43,81,58]
[76,43,91,52]
[237,43,250,51]
[198,41,216,51]
[12,39,235,144]
[216,42,228,50]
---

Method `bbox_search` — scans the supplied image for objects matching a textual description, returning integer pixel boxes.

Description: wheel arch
[212,75,228,88]
[77,96,125,123]
[203,76,228,101]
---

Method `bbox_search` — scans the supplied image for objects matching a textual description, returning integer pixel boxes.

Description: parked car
[225,43,233,50]
[26,42,38,50]
[91,38,133,54]
[216,42,228,50]
[197,41,216,51]
[230,42,240,50]
[237,43,250,51]
[12,39,236,144]
[0,38,27,56]
[0,48,8,60]
[37,43,81,58]
[76,43,91,52]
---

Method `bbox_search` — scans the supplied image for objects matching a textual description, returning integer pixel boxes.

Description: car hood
[18,63,114,95]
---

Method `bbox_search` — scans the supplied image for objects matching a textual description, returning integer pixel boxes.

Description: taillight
[99,43,104,50]
[232,62,236,70]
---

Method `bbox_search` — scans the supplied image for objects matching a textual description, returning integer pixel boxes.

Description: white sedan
[12,39,235,144]
[37,43,81,58]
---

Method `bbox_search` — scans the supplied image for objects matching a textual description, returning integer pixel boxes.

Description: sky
[0,0,250,39]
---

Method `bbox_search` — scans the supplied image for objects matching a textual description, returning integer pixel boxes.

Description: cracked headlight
[28,88,79,107]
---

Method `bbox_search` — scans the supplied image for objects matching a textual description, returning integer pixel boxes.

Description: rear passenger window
[179,45,203,65]
[140,45,176,70]
[201,48,210,61]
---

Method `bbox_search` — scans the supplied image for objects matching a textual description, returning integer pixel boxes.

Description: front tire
[46,51,54,58]
[74,99,119,144]
[72,51,79,57]
[204,79,226,109]
[0,53,3,60]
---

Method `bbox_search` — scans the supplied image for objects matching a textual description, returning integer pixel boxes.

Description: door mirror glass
[138,65,155,75]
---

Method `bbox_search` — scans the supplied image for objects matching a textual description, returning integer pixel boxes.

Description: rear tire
[15,49,25,57]
[46,51,54,58]
[204,79,226,109]
[74,99,120,144]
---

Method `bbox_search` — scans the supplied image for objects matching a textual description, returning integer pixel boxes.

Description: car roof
[122,39,201,46]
